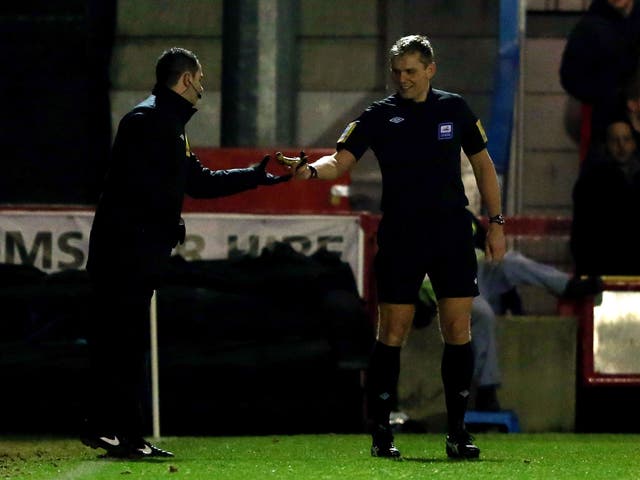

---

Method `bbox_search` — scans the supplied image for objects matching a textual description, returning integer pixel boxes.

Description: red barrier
[183,148,352,214]
[478,215,572,235]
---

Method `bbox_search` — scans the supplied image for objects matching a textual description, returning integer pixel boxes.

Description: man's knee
[438,297,473,344]
[377,303,415,345]
[440,320,471,344]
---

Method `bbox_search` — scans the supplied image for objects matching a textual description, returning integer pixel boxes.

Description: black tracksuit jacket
[560,0,640,140]
[87,85,261,288]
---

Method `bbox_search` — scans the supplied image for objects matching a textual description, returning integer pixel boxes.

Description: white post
[150,290,161,440]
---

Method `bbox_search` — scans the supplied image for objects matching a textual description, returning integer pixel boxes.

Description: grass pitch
[1,433,639,479]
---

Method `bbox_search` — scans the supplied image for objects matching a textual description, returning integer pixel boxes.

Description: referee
[285,35,506,459]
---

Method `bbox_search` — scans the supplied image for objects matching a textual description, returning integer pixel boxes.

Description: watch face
[490,214,505,225]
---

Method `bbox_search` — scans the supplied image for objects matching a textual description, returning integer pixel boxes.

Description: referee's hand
[276,151,314,180]
[485,225,506,263]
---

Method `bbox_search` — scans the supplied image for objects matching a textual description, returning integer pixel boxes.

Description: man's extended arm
[288,149,358,180]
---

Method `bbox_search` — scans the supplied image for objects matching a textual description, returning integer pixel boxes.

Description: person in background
[560,0,640,157]
[571,119,640,275]
[279,34,506,460]
[610,71,640,145]
[415,215,603,412]
[82,47,289,459]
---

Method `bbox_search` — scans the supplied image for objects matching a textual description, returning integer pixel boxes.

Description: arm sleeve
[184,154,260,199]
[336,107,377,160]
[459,98,488,156]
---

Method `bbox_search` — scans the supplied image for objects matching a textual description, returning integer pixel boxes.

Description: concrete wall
[110,0,384,147]
[109,0,498,189]
[110,0,224,146]
[523,37,581,216]
[399,315,577,433]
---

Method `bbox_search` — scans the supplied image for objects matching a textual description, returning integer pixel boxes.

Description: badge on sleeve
[476,119,488,143]
[438,122,453,140]
[338,121,357,143]
[181,134,191,155]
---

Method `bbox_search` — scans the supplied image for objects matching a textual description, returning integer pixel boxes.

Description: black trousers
[86,282,154,438]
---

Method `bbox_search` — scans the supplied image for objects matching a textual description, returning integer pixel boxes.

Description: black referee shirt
[337,88,487,213]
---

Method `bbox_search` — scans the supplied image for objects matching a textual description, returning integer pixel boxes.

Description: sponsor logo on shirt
[438,122,453,140]
[389,116,404,124]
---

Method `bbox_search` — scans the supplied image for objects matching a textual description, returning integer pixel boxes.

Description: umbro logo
[389,116,404,123]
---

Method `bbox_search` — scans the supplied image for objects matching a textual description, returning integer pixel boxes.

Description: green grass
[1,433,640,479]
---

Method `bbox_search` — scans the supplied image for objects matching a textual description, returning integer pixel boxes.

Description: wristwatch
[489,214,505,225]
[307,164,318,179]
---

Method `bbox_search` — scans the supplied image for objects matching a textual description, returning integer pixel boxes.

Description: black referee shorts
[374,208,479,304]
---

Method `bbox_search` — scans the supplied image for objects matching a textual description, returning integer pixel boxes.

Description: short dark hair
[389,35,434,66]
[155,47,200,87]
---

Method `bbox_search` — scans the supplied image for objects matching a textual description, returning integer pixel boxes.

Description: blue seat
[464,410,521,433]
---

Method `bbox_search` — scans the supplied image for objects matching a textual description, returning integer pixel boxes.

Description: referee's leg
[439,297,480,459]
[367,303,413,458]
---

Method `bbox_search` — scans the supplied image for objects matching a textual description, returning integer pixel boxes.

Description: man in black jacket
[560,0,640,154]
[82,47,289,458]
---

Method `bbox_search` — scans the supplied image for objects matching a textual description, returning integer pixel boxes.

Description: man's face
[626,97,640,115]
[606,121,637,163]
[390,52,435,102]
[184,64,205,105]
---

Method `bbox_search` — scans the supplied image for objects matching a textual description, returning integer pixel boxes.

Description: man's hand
[484,224,506,263]
[276,151,316,179]
[276,151,308,171]
[253,155,292,185]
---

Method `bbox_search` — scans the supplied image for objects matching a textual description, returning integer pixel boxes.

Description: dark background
[0,0,115,205]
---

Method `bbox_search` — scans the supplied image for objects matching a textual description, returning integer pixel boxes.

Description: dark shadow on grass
[403,457,501,463]
[91,454,173,463]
